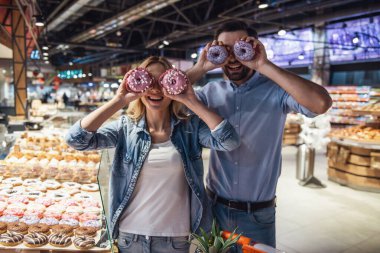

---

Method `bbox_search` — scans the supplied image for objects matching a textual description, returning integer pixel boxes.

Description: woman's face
[140,63,172,112]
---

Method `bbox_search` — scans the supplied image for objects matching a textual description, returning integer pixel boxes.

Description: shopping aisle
[275,146,380,253]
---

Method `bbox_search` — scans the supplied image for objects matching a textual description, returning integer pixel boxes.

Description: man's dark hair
[215,21,258,39]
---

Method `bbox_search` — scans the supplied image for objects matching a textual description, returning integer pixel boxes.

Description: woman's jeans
[213,202,276,253]
[117,232,190,253]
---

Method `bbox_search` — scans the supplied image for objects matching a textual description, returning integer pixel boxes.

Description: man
[187,21,332,251]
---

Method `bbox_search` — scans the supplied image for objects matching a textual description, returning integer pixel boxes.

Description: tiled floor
[272,146,380,253]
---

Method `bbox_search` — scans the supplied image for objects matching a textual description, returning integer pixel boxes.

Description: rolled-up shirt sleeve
[65,118,122,151]
[279,89,318,118]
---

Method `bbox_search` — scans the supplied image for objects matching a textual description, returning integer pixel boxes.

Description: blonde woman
[66,56,240,253]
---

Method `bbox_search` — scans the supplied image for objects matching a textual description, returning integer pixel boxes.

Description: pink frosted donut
[3,208,24,217]
[62,212,81,221]
[7,195,29,204]
[7,203,26,210]
[26,203,46,212]
[159,69,188,95]
[43,211,62,220]
[207,45,229,65]
[0,201,7,211]
[24,210,44,219]
[65,206,83,214]
[79,213,99,223]
[85,200,100,208]
[59,199,80,208]
[35,197,54,207]
[126,68,153,93]
[233,41,255,61]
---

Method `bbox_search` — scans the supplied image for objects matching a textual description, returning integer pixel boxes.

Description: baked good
[233,41,255,61]
[0,222,7,234]
[0,215,19,223]
[20,215,40,225]
[79,213,99,223]
[73,235,95,250]
[26,190,44,200]
[81,183,99,192]
[43,180,61,190]
[0,231,24,246]
[23,232,48,247]
[159,68,189,95]
[39,217,59,227]
[51,224,74,236]
[35,197,55,207]
[3,208,24,217]
[48,232,72,247]
[59,218,79,227]
[82,220,102,229]
[74,193,93,202]
[75,226,97,237]
[207,45,229,64]
[3,177,22,186]
[126,68,153,93]
[62,181,81,190]
[7,222,28,235]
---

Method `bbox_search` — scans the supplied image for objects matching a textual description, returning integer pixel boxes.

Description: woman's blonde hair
[126,56,189,122]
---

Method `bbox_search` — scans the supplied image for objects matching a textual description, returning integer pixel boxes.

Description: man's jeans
[212,202,276,253]
[117,232,190,253]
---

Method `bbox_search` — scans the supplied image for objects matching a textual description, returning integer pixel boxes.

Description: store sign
[30,50,40,60]
[58,69,83,79]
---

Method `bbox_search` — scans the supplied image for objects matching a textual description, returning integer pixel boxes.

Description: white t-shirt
[119,140,190,236]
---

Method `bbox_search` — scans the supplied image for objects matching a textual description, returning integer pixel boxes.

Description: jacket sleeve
[197,118,240,151]
[65,118,123,151]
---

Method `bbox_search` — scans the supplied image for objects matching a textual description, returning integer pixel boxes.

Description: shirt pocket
[112,151,132,176]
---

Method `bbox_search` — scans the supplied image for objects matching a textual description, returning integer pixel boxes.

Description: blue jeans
[212,202,276,253]
[117,232,190,253]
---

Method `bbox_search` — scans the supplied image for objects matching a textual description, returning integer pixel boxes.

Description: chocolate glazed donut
[73,235,95,250]
[24,232,48,247]
[48,233,72,247]
[0,232,24,246]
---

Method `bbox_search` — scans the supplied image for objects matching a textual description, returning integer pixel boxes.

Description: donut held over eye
[126,68,153,93]
[233,40,255,61]
[207,45,228,65]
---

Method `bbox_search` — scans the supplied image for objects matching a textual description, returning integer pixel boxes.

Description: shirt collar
[229,71,261,92]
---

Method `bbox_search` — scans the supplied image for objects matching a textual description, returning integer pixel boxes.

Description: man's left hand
[237,37,269,71]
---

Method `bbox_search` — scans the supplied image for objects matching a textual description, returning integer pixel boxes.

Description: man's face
[218,30,254,84]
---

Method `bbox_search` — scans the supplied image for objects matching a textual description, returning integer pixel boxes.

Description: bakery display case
[328,126,380,192]
[282,113,302,146]
[0,131,112,252]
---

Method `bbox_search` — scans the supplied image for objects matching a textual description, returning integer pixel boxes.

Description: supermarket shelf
[330,137,380,149]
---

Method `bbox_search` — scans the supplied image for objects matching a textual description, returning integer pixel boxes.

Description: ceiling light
[42,46,49,50]
[43,57,49,60]
[82,74,86,77]
[34,15,45,27]
[158,44,164,49]
[44,61,49,64]
[298,53,305,60]
[257,1,269,9]
[43,52,49,56]
[88,73,93,76]
[278,28,287,36]
[191,53,198,59]
[116,30,122,36]
[352,33,360,44]
[69,62,73,66]
[163,40,170,46]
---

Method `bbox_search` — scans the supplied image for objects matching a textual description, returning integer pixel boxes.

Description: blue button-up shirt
[197,71,317,202]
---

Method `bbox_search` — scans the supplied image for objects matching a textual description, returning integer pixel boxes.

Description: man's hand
[236,37,270,71]
[195,40,230,72]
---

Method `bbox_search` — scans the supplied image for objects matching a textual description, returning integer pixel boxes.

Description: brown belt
[206,188,276,212]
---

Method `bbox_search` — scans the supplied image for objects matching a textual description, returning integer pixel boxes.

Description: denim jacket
[65,114,240,239]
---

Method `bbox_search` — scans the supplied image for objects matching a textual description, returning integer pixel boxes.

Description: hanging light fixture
[163,40,170,46]
[34,15,45,27]
[352,33,360,44]
[298,53,305,60]
[116,30,122,36]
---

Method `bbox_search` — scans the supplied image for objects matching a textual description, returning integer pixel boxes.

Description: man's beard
[223,65,251,82]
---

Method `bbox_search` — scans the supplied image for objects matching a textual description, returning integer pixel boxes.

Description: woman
[65,56,239,253]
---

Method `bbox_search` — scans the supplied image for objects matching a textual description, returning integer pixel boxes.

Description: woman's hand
[236,37,270,71]
[114,71,144,105]
[163,81,198,108]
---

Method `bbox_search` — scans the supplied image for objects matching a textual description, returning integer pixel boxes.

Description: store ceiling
[32,0,380,67]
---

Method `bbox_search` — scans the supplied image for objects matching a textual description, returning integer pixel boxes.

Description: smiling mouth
[227,64,243,71]
[148,96,164,101]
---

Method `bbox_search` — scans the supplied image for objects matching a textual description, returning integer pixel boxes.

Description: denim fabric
[196,71,317,202]
[117,232,189,253]
[212,202,276,252]
[66,114,240,239]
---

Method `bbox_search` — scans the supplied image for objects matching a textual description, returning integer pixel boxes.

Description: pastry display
[329,126,380,141]
[207,45,228,65]
[23,232,48,247]
[126,68,153,93]
[233,40,255,61]
[159,68,189,95]
[73,235,95,250]
[0,131,106,251]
